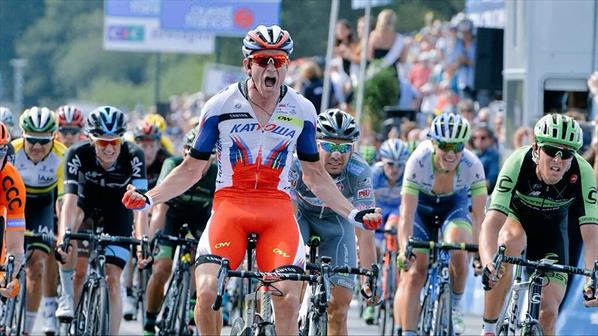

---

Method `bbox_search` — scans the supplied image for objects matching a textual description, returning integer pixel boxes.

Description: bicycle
[224,233,258,327]
[303,259,380,336]
[213,256,322,336]
[62,228,147,336]
[489,245,598,336]
[0,255,19,336]
[0,230,56,336]
[377,228,398,336]
[124,252,151,324]
[153,224,198,336]
[406,236,479,336]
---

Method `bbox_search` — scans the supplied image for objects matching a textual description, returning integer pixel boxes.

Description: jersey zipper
[255,130,264,189]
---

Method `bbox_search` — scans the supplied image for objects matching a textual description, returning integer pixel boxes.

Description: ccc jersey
[289,153,376,218]
[189,81,319,196]
[63,141,148,196]
[12,138,66,196]
[0,163,26,231]
[489,146,598,226]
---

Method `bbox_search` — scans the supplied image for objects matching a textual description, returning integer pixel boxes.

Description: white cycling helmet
[378,139,410,163]
[0,107,14,128]
[428,113,471,143]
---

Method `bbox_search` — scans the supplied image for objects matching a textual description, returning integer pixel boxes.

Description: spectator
[512,126,533,148]
[299,61,325,112]
[447,18,476,99]
[458,98,476,123]
[472,125,500,193]
[368,9,405,70]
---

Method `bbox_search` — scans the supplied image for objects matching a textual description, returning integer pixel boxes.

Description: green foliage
[362,62,399,131]
[1,0,464,109]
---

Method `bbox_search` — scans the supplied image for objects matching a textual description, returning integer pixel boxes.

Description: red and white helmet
[242,25,294,58]
[57,105,84,128]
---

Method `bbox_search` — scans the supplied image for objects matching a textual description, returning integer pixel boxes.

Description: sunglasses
[90,135,122,147]
[473,135,488,141]
[318,140,353,154]
[435,141,465,153]
[539,144,575,160]
[383,160,404,167]
[59,127,81,136]
[135,135,160,143]
[24,136,52,145]
[250,54,289,69]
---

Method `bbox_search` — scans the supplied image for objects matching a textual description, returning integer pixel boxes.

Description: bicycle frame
[492,245,598,336]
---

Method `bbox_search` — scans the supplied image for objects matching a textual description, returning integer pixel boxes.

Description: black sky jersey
[63,140,148,196]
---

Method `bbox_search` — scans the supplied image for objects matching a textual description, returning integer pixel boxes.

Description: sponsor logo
[530,292,541,304]
[496,176,514,193]
[107,25,144,41]
[272,248,290,258]
[131,156,143,178]
[336,182,344,192]
[38,174,55,184]
[67,155,82,175]
[588,188,597,205]
[234,103,242,109]
[569,174,578,183]
[357,188,371,199]
[230,123,296,137]
[214,241,231,249]
[2,176,22,211]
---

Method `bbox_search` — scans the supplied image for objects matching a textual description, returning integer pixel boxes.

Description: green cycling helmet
[534,113,583,151]
[20,106,58,133]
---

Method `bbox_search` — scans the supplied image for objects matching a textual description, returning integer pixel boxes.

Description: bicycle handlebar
[63,229,146,255]
[212,258,322,311]
[0,255,15,287]
[407,237,479,253]
[493,244,594,276]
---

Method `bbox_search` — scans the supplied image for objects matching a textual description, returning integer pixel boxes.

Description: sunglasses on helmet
[250,54,289,69]
[24,135,53,146]
[318,140,353,154]
[435,141,465,153]
[539,144,575,160]
[90,135,122,147]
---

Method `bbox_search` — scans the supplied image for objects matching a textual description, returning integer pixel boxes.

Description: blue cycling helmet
[378,139,410,163]
[428,112,471,143]
[86,106,127,136]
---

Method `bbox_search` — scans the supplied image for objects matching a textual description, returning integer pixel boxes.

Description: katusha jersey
[189,81,319,196]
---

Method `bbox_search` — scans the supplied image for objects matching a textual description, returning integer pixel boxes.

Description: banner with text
[160,0,281,37]
[202,63,246,97]
[104,0,214,54]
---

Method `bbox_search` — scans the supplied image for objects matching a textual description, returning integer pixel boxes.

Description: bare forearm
[479,210,506,266]
[134,210,149,239]
[6,231,24,270]
[305,168,353,218]
[356,229,376,267]
[471,195,487,245]
[147,160,204,204]
[581,225,598,269]
[59,195,79,239]
[148,204,169,237]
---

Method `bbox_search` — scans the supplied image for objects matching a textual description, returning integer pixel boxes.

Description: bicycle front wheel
[92,280,111,336]
[378,299,394,336]
[522,321,543,336]
[432,284,452,336]
[176,270,191,336]
[417,291,433,335]
[307,311,327,336]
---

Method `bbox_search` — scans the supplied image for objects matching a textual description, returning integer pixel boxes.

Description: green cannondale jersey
[489,146,598,226]
[157,156,217,209]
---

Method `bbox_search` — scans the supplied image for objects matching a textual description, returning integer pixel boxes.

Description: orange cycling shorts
[196,188,304,271]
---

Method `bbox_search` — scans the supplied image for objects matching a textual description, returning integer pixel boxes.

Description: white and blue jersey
[371,161,402,224]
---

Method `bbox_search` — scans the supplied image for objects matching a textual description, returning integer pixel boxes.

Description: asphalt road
[33,300,482,335]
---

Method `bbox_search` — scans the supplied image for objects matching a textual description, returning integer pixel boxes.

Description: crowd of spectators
[130,10,598,191]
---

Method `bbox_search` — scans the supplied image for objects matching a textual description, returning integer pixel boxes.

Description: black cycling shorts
[26,193,55,253]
